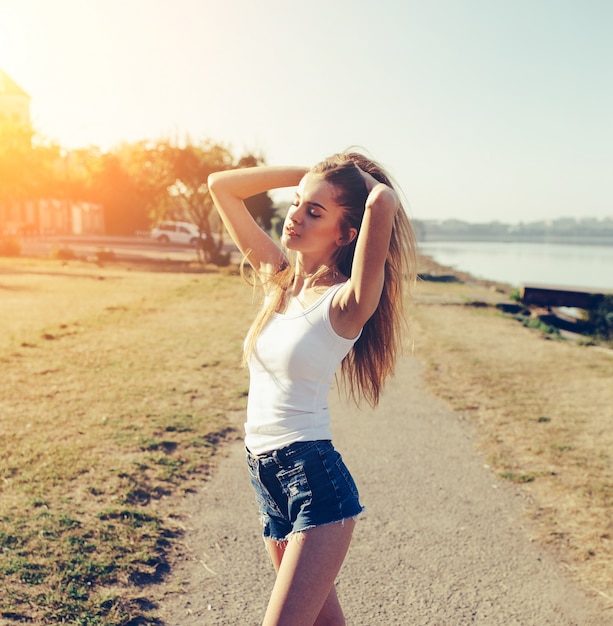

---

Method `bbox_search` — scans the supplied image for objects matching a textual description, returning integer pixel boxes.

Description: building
[0,69,104,236]
[0,69,31,128]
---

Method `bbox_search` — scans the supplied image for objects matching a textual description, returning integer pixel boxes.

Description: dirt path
[157,356,612,625]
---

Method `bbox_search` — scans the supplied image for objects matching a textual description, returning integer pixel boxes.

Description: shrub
[509,288,522,302]
[95,248,116,262]
[520,316,561,338]
[589,294,613,341]
[50,246,76,261]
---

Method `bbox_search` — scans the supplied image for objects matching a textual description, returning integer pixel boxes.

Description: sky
[0,0,611,223]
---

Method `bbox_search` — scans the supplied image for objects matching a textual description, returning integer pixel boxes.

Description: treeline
[0,121,275,262]
[415,217,613,243]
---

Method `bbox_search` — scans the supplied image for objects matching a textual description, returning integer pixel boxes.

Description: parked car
[150,221,206,246]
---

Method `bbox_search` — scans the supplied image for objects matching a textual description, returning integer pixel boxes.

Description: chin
[281,234,298,249]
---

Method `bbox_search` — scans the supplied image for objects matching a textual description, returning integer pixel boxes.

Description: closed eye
[289,198,321,218]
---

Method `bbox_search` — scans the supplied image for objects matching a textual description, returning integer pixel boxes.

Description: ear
[337,227,358,247]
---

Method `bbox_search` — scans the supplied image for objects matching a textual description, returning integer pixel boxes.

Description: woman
[208,150,416,625]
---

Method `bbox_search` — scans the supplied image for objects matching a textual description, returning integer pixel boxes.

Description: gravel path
[157,356,612,625]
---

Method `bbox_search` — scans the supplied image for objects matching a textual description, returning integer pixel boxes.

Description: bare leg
[266,539,345,626]
[263,518,355,626]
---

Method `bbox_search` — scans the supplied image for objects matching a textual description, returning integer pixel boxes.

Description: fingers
[355,165,380,192]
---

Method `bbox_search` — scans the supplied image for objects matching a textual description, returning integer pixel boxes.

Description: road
[18,235,236,263]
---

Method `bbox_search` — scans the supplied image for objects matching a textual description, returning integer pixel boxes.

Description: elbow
[207,171,229,201]
[207,171,221,191]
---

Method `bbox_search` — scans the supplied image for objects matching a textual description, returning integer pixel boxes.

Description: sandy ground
[157,355,613,625]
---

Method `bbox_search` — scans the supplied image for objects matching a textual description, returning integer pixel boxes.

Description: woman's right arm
[207,166,306,273]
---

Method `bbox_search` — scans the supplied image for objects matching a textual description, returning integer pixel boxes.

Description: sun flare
[0,9,30,89]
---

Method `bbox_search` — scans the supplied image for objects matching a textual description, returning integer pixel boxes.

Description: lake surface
[419,241,613,291]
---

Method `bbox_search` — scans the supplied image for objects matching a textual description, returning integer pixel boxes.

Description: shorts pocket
[335,456,360,500]
[246,453,283,516]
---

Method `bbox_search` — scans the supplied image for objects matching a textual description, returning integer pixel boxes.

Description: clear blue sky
[1,0,611,223]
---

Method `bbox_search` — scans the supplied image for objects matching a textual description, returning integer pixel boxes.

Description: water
[419,241,613,291]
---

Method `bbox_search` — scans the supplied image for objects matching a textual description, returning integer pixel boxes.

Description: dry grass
[411,269,613,601]
[0,257,254,624]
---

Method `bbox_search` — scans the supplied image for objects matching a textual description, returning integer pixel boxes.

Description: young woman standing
[208,151,416,625]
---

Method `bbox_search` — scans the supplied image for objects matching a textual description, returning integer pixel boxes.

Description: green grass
[517,315,562,338]
[0,257,254,624]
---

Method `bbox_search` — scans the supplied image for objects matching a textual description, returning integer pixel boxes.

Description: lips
[285,225,299,237]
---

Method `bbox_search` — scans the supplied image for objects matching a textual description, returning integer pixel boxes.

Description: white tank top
[245,282,360,455]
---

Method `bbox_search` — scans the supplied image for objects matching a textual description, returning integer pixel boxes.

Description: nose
[288,204,303,224]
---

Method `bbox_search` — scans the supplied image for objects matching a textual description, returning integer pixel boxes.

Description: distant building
[0,69,31,128]
[0,69,104,236]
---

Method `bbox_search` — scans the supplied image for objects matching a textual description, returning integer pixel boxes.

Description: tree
[0,122,34,221]
[236,155,276,231]
[167,141,233,262]
[0,123,65,236]
[90,152,149,235]
[111,139,233,261]
[113,140,177,224]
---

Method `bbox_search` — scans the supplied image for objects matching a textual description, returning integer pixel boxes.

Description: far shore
[418,235,613,246]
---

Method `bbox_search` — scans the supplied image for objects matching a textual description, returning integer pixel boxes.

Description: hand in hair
[356,166,400,214]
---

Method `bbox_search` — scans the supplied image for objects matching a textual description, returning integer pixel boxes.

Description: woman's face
[281,173,353,258]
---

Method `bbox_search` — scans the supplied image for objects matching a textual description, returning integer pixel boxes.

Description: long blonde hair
[243,151,418,407]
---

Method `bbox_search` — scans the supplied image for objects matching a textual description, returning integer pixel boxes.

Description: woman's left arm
[333,170,399,336]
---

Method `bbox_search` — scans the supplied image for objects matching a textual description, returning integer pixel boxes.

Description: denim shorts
[246,440,364,541]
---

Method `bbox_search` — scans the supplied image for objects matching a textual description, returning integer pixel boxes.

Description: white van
[150,221,206,246]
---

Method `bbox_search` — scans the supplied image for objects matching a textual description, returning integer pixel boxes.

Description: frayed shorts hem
[264,511,364,544]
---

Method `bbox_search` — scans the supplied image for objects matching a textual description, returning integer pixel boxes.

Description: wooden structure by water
[520,284,612,310]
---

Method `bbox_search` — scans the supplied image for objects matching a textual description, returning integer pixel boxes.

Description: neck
[292,263,339,290]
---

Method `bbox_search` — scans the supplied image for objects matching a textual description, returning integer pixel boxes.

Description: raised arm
[333,170,399,337]
[207,166,307,274]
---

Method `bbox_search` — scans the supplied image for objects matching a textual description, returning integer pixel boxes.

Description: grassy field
[1,255,612,623]
[0,257,254,624]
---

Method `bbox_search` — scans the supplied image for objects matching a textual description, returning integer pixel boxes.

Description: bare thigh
[263,519,355,626]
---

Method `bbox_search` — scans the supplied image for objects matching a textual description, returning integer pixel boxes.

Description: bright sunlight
[0,8,29,84]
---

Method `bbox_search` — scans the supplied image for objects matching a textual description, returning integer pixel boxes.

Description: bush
[95,248,116,262]
[589,295,613,341]
[519,316,562,339]
[211,250,231,267]
[50,246,76,261]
